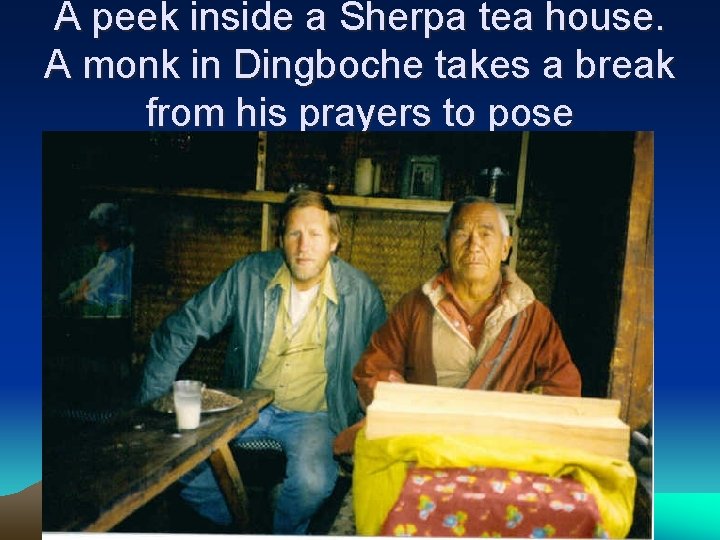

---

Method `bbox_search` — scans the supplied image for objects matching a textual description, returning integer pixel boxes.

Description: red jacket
[353,267,581,406]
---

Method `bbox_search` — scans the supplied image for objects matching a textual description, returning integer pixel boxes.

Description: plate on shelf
[152,388,243,414]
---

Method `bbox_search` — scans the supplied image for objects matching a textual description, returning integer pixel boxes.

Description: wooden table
[42,388,273,532]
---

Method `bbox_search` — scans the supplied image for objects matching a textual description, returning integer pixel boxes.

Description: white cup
[173,380,204,430]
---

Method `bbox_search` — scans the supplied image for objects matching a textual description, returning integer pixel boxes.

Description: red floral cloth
[380,466,608,538]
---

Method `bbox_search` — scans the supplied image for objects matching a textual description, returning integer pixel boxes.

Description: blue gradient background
[3,0,719,536]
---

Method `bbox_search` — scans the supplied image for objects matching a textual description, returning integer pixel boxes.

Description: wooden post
[509,131,529,270]
[609,131,654,429]
[255,131,273,251]
[209,443,250,530]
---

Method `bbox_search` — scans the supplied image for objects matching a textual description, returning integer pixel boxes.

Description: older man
[352,196,580,410]
[137,190,386,533]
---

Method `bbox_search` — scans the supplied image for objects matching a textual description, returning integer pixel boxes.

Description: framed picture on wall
[401,155,442,199]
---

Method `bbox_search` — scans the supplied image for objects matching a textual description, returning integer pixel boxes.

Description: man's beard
[285,253,331,284]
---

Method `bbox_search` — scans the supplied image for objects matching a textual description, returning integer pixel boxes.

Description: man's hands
[360,368,406,408]
[333,418,366,455]
[384,370,406,384]
[360,369,406,402]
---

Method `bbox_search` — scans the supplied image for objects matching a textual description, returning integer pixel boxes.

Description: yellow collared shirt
[252,263,337,412]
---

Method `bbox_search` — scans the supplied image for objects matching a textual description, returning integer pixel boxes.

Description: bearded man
[138,190,386,533]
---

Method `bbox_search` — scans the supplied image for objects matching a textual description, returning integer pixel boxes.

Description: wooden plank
[84,185,285,203]
[240,191,458,215]
[367,407,629,461]
[514,132,529,218]
[628,204,653,427]
[609,132,654,429]
[329,194,453,214]
[255,132,273,252]
[366,383,630,461]
[83,185,516,217]
[255,131,267,191]
[509,131,529,270]
[260,203,273,251]
[373,382,621,418]
[237,191,515,217]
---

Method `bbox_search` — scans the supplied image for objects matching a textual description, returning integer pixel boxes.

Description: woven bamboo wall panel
[514,198,557,306]
[338,210,445,311]
[131,198,262,383]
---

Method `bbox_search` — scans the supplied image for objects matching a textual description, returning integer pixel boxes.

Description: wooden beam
[255,131,267,192]
[373,381,621,418]
[609,131,654,430]
[510,131,529,270]
[260,203,273,251]
[254,132,273,251]
[209,443,249,530]
[83,186,515,217]
[366,383,630,461]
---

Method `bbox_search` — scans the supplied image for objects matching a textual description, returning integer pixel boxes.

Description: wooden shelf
[83,186,516,217]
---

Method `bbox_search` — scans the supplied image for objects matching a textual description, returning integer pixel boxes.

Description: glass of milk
[173,380,204,430]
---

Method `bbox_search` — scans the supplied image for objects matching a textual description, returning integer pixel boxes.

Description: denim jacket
[138,250,387,434]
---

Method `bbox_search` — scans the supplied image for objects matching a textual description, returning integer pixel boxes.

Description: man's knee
[300,466,337,500]
[288,453,338,504]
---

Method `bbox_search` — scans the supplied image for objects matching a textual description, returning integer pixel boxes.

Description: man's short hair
[442,196,511,241]
[277,190,342,246]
